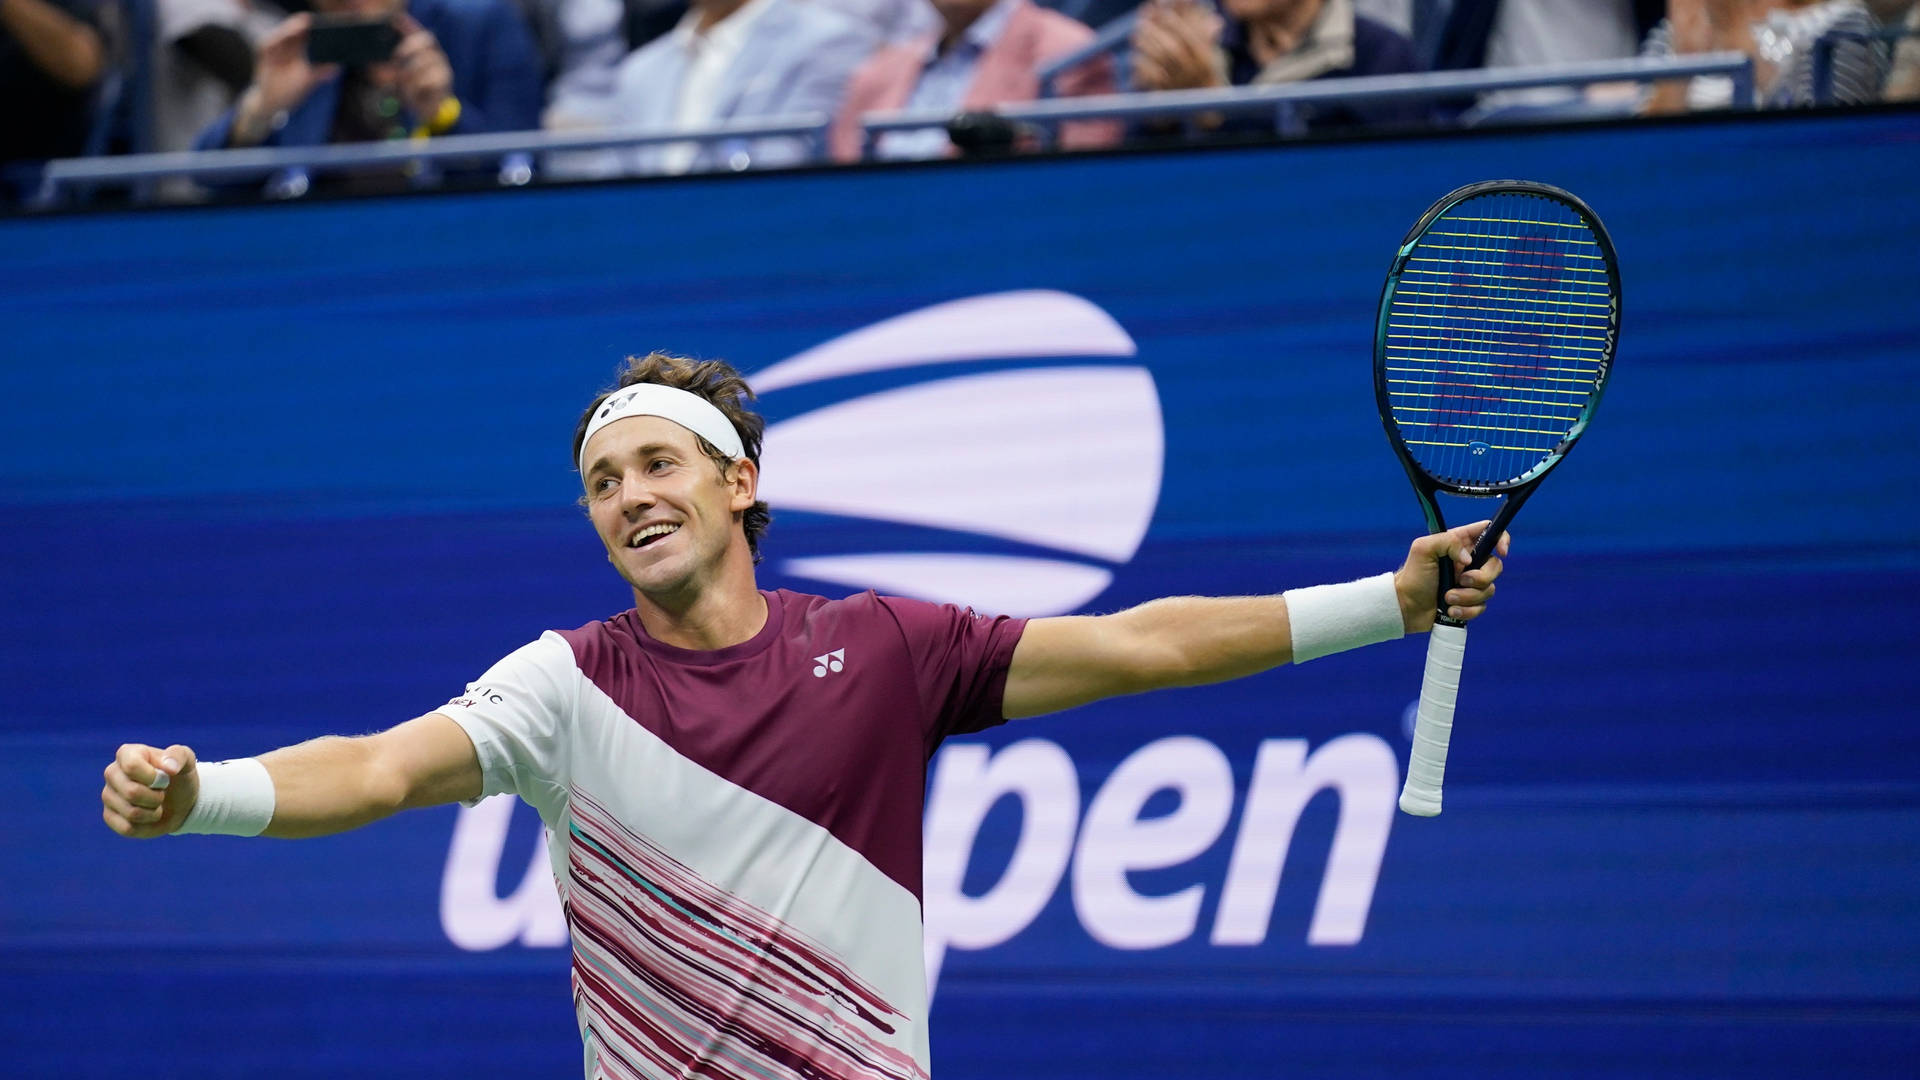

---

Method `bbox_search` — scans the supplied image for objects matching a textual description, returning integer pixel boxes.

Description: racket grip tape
[1399,621,1467,816]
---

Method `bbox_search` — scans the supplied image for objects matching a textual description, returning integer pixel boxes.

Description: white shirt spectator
[1480,0,1642,108]
[660,0,778,171]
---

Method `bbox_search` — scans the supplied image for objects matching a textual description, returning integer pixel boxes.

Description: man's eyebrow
[585,442,679,476]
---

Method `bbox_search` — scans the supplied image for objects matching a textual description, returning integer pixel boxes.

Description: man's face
[580,416,756,600]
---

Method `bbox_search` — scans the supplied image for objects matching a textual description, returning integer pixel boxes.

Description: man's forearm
[1109,594,1301,689]
[0,0,103,88]
[1005,578,1409,719]
[1117,574,1412,688]
[256,735,409,838]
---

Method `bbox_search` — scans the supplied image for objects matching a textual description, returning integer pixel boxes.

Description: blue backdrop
[4,108,1918,1079]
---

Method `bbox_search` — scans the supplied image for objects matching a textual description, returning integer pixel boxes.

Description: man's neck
[1247,0,1323,64]
[939,6,985,51]
[631,555,768,651]
[693,0,752,34]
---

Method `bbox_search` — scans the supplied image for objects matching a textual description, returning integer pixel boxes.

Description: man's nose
[619,473,655,515]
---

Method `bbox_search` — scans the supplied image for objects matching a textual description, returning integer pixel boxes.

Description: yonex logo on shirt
[811,649,845,677]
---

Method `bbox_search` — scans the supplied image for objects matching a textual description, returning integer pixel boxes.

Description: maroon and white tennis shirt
[439,589,1027,1080]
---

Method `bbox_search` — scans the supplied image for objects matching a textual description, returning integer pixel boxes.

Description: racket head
[1374,180,1621,497]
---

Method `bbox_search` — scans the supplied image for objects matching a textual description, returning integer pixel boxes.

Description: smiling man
[102,351,1506,1080]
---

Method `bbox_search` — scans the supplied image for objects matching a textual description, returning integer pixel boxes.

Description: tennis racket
[1375,180,1621,817]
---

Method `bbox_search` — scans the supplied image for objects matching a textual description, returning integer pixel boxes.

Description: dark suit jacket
[1219,12,1422,131]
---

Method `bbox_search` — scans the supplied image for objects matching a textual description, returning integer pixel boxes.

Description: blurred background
[3,3,1919,1076]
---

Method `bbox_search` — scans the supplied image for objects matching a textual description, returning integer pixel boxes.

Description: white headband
[577,383,746,475]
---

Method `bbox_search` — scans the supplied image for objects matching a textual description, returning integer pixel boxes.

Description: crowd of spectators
[2,0,1916,201]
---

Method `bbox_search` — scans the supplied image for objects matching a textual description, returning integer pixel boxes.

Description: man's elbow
[356,741,420,816]
[1111,630,1201,694]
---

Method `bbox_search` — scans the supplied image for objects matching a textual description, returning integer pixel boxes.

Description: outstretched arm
[1002,522,1508,719]
[102,712,482,840]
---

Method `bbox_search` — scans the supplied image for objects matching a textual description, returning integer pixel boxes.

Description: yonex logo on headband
[578,383,747,475]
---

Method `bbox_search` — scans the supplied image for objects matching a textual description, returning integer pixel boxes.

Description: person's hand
[1392,521,1509,634]
[1667,0,1714,54]
[102,743,199,838]
[230,13,337,145]
[1130,0,1224,92]
[1670,0,1764,54]
[392,14,453,128]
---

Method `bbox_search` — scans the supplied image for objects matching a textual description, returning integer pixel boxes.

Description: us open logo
[751,290,1165,617]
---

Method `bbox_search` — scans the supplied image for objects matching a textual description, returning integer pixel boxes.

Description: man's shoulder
[548,611,640,665]
[779,588,948,635]
[615,21,683,81]
[761,0,880,51]
[849,38,935,90]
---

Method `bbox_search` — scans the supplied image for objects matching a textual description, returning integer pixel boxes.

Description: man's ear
[726,458,758,512]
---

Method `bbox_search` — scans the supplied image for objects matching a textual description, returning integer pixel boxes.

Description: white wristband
[1284,572,1406,663]
[175,758,277,837]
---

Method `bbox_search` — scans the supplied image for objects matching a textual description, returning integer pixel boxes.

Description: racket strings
[1384,191,1613,487]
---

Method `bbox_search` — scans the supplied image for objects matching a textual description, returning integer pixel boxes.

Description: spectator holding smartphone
[193,0,542,168]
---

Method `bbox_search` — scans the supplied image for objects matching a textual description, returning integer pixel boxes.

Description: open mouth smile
[627,523,681,549]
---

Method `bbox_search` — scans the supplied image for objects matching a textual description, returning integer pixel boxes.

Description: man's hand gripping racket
[1374,180,1621,816]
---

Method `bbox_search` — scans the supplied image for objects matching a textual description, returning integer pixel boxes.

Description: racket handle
[1399,621,1467,817]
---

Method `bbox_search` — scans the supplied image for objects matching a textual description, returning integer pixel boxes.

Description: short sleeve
[876,595,1028,747]
[436,631,576,825]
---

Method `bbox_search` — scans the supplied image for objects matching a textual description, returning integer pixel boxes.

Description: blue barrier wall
[4,109,1918,1079]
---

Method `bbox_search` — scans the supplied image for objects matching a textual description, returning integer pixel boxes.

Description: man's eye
[648,459,670,473]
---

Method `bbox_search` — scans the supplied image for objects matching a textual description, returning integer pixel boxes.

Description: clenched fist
[102,743,199,838]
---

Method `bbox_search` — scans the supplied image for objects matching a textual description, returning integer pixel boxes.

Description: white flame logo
[752,291,1164,616]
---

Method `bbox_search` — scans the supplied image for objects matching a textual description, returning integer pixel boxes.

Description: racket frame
[1373,179,1622,622]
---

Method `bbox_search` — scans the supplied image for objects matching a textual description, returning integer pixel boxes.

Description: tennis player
[101,352,1506,1080]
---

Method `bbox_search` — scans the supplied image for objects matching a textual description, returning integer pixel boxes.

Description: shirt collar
[674,0,779,51]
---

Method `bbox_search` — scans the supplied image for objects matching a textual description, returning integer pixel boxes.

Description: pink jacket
[829,0,1120,162]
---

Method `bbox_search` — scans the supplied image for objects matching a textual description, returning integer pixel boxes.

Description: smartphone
[306,16,401,67]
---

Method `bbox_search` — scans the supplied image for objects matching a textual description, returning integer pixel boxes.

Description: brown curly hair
[572,352,771,563]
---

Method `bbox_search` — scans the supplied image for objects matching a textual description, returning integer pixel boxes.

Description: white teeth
[630,524,680,548]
